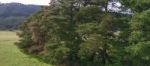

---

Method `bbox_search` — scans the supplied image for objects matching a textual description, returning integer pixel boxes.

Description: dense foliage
[17,0,150,66]
[0,3,40,30]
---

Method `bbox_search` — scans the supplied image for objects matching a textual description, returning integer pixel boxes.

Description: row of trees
[0,16,26,30]
[17,0,150,66]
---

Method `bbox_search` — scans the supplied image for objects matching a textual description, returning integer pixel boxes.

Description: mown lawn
[0,31,51,66]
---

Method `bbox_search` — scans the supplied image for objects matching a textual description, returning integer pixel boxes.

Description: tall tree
[126,9,150,66]
[17,0,150,66]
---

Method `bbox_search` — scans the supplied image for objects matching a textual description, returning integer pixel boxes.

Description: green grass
[0,31,51,66]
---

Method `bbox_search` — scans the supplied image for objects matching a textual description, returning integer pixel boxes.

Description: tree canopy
[17,0,150,66]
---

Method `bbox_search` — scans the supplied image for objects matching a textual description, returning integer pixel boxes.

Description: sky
[0,0,50,5]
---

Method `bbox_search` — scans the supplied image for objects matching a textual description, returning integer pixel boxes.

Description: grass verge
[0,31,51,66]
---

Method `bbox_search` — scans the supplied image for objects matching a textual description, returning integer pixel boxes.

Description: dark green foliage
[0,17,26,30]
[126,10,150,66]
[18,0,150,66]
[121,0,150,12]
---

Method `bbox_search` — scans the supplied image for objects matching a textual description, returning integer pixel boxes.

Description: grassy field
[0,31,51,66]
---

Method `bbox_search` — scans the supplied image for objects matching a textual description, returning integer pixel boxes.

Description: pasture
[0,31,51,66]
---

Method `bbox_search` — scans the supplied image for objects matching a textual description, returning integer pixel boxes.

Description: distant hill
[0,3,41,30]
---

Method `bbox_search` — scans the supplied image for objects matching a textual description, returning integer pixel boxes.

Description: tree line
[0,3,40,30]
[17,0,150,66]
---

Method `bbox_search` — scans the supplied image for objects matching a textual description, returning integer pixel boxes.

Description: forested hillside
[17,0,150,66]
[0,3,40,30]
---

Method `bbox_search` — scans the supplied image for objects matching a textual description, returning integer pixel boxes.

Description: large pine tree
[17,0,150,66]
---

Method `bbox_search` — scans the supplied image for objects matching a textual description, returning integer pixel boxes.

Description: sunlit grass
[0,31,51,66]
